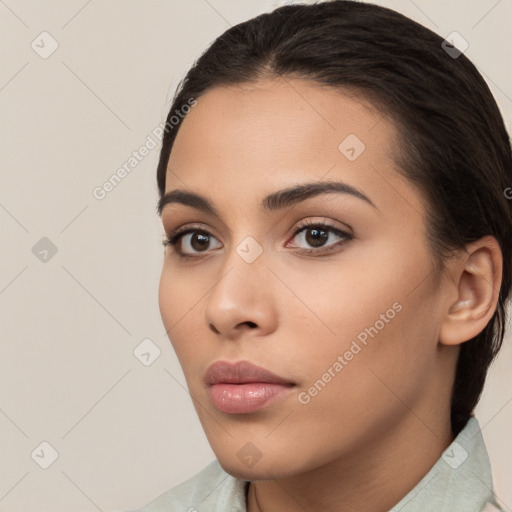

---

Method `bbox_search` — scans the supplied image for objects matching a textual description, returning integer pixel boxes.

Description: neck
[246,412,454,512]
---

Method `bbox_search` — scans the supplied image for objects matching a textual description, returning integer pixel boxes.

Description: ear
[439,235,503,346]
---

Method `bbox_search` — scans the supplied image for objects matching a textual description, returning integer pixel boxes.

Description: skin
[158,77,502,512]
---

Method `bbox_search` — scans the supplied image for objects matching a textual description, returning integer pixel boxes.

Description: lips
[204,360,295,414]
[204,360,294,386]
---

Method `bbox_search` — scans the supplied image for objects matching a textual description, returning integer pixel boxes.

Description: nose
[204,244,278,340]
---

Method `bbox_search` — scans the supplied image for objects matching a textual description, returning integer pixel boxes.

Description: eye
[162,219,353,260]
[162,224,221,259]
[287,219,353,255]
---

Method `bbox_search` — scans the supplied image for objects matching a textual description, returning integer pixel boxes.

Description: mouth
[204,360,296,414]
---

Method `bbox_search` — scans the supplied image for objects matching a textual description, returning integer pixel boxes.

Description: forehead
[172,77,393,154]
[165,78,424,220]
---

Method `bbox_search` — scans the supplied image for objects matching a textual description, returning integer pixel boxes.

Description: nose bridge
[204,231,275,335]
[211,232,267,304]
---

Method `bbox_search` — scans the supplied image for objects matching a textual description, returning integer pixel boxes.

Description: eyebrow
[157,179,377,217]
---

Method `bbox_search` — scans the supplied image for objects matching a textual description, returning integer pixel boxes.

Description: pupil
[192,233,210,251]
[306,228,327,247]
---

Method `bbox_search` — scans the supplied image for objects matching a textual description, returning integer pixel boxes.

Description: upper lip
[204,360,295,386]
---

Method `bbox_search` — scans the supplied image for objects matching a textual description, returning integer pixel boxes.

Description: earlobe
[439,236,502,347]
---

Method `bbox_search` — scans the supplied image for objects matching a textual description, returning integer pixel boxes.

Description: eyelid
[163,217,353,258]
[164,214,352,241]
[284,218,353,254]
[163,222,219,248]
[285,216,353,238]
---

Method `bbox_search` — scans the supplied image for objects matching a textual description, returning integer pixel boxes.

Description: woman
[129,1,511,510]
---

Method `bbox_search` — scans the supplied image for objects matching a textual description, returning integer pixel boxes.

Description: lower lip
[209,383,294,414]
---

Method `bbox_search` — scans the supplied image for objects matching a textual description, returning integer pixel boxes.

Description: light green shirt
[126,416,503,511]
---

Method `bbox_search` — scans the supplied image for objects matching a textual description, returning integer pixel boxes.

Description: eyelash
[162,219,353,260]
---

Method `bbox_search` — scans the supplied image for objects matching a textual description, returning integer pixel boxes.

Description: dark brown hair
[155,0,512,435]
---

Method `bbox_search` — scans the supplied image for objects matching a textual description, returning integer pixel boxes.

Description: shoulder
[390,417,504,512]
[125,459,248,512]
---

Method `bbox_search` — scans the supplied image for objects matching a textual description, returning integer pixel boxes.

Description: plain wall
[0,1,510,510]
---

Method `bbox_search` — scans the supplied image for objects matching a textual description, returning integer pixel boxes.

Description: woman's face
[158,78,457,480]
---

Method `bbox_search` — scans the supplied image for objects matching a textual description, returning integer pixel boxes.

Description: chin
[217,459,276,481]
[216,452,302,481]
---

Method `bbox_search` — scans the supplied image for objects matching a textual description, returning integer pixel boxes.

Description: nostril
[209,321,257,334]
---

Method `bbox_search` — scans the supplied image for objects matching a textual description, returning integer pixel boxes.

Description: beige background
[0,1,511,511]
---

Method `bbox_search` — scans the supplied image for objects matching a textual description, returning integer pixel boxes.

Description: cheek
[158,266,175,331]
[288,301,435,446]
[158,259,202,325]
[277,242,437,386]
[158,263,213,371]
[158,264,193,358]
[274,255,404,350]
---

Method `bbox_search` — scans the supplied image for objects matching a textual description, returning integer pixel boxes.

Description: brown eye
[289,222,353,255]
[163,227,221,258]
[188,232,211,252]
[304,227,329,247]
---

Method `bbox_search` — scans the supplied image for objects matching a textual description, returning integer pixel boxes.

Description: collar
[136,416,499,511]
[389,416,499,511]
